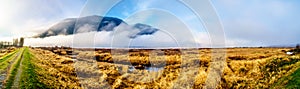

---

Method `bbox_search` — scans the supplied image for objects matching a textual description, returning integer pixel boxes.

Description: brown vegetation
[29,48,81,88]
[25,47,300,88]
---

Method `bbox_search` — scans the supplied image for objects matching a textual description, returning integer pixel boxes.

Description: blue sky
[211,0,300,46]
[0,0,299,47]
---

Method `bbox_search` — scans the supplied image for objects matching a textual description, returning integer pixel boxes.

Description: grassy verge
[270,57,300,89]
[30,48,80,88]
[0,50,18,62]
[20,47,47,88]
[285,68,300,88]
[4,48,24,89]
[0,49,19,73]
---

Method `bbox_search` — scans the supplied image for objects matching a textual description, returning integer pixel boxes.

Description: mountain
[36,15,158,38]
[37,15,124,38]
[129,23,159,38]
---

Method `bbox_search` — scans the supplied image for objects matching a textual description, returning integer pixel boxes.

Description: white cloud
[24,19,213,48]
[22,0,231,48]
[25,31,211,48]
[25,35,73,47]
[0,0,85,41]
[136,0,156,10]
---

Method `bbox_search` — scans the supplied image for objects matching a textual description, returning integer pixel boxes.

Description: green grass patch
[0,50,18,62]
[271,67,300,89]
[270,57,300,89]
[262,57,300,78]
[285,68,300,88]
[19,47,48,88]
[0,50,19,72]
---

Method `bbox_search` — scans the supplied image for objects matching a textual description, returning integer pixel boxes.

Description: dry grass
[0,47,17,58]
[219,48,299,88]
[26,47,300,88]
[29,48,81,89]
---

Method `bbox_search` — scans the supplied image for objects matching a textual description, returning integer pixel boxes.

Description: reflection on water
[145,67,164,71]
[129,66,164,72]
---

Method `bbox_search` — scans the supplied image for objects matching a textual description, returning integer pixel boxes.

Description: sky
[0,0,299,47]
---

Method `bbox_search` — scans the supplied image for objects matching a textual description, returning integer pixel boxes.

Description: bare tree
[297,44,300,49]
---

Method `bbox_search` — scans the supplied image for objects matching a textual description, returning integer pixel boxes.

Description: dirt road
[0,48,24,89]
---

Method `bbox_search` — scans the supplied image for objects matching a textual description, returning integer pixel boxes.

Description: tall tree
[13,39,18,46]
[19,37,24,47]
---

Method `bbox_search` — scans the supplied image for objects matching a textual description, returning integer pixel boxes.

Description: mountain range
[36,15,158,38]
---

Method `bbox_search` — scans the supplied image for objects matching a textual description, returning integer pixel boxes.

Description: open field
[0,47,299,88]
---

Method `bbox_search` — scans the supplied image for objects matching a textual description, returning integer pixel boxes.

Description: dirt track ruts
[11,52,24,89]
[0,50,22,88]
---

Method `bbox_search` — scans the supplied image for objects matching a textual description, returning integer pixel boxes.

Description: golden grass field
[15,47,300,88]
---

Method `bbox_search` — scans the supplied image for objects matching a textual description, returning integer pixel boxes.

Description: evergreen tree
[19,37,24,47]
